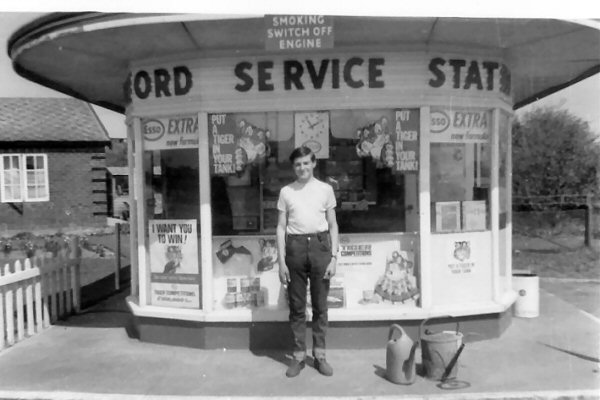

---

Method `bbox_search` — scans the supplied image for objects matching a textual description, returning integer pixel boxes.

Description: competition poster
[149,219,201,308]
[337,234,420,308]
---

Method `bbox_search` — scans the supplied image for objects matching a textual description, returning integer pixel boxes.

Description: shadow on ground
[53,265,137,338]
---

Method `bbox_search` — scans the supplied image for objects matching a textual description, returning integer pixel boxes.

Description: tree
[512,107,600,205]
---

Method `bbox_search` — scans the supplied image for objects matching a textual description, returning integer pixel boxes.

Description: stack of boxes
[224,276,266,308]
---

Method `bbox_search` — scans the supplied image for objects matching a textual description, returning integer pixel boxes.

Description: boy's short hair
[289,146,316,163]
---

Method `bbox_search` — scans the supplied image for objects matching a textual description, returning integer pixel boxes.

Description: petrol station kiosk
[9,13,599,348]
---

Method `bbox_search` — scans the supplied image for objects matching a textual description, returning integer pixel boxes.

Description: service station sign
[127,54,510,108]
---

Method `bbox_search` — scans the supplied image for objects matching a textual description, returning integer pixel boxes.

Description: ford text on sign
[129,66,193,100]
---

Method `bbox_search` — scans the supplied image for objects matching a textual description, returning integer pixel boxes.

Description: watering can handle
[419,315,460,337]
[388,324,407,341]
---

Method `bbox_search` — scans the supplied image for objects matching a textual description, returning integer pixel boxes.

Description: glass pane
[498,110,511,291]
[8,170,20,185]
[209,112,266,235]
[208,109,420,236]
[330,109,420,233]
[208,111,422,313]
[26,156,34,170]
[36,171,45,185]
[430,108,492,232]
[27,185,37,198]
[143,138,202,309]
[4,155,19,170]
[115,176,129,195]
[499,112,510,228]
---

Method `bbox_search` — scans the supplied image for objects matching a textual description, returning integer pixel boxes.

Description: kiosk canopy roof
[8,13,600,113]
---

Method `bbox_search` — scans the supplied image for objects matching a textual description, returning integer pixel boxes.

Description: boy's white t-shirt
[277,178,336,235]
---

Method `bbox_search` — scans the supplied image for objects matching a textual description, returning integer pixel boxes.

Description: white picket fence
[0,255,80,351]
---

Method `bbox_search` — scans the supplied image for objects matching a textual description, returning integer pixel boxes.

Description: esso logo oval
[430,110,450,133]
[142,119,165,141]
[302,140,322,154]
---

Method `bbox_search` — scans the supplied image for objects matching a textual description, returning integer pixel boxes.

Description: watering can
[385,324,419,385]
[420,317,464,381]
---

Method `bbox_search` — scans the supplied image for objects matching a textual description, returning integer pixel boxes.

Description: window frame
[0,154,23,202]
[0,153,50,203]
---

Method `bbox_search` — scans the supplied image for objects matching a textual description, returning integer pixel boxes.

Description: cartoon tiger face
[257,238,278,272]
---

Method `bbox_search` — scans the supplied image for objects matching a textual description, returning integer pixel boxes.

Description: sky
[0,2,599,138]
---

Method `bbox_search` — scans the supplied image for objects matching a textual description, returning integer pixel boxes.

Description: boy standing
[276,146,339,377]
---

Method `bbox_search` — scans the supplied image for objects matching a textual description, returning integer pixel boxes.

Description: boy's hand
[279,264,291,286]
[323,258,336,280]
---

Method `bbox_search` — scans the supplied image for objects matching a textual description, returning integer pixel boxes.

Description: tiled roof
[0,98,110,142]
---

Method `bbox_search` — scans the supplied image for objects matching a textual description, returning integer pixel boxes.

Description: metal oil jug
[385,324,418,385]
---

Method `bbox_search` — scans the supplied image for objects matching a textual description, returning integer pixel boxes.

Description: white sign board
[141,115,199,151]
[149,219,200,308]
[430,108,491,143]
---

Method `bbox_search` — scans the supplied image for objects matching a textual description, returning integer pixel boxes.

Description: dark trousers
[285,232,332,360]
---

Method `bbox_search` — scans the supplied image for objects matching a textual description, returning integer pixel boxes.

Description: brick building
[0,98,110,233]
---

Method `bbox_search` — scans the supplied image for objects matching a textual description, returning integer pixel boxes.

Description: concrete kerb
[0,390,598,400]
[541,277,600,284]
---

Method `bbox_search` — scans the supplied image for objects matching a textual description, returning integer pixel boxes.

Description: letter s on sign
[235,62,254,92]
[428,57,446,88]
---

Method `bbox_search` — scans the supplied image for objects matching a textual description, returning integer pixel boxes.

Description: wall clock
[294,111,330,158]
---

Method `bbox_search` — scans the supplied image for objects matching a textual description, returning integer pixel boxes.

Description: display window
[208,108,421,312]
[498,110,510,229]
[211,233,419,311]
[208,109,420,236]
[498,110,512,292]
[429,108,492,233]
[141,114,203,309]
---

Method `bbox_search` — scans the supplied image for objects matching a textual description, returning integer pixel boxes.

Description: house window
[0,154,49,202]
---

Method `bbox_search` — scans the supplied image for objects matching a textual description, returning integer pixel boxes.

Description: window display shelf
[126,292,517,322]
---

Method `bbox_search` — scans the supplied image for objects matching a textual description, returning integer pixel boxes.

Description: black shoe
[314,358,333,376]
[286,359,305,377]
